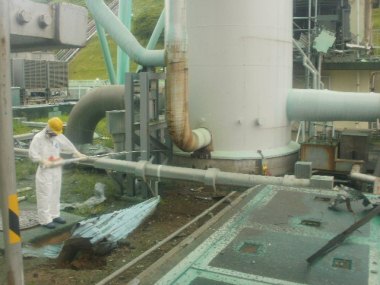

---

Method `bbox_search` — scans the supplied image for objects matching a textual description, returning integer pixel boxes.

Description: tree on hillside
[132,0,164,47]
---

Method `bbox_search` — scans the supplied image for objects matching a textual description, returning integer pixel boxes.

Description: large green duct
[288,89,380,122]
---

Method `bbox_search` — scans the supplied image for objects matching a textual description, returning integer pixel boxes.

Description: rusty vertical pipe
[165,0,212,152]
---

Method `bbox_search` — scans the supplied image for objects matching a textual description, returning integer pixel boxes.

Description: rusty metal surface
[301,142,338,170]
[166,58,196,151]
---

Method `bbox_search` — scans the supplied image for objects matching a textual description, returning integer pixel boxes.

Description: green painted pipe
[86,0,165,67]
[95,22,116,84]
[117,0,132,84]
[288,89,380,121]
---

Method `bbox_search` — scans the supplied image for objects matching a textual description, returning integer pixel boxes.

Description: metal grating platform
[133,185,380,285]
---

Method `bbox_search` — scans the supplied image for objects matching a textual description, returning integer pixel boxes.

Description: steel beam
[9,0,87,51]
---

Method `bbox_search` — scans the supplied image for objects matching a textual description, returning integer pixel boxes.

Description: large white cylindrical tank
[174,0,298,174]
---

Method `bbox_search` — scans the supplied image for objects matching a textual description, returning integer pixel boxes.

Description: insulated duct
[165,0,212,152]
[287,89,380,122]
[65,85,124,144]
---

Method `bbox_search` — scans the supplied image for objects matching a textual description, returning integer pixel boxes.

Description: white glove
[40,157,62,168]
[41,160,53,168]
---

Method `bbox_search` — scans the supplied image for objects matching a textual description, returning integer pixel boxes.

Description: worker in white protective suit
[29,117,86,229]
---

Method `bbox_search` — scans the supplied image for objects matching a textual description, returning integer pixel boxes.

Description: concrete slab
[0,201,84,250]
[132,185,380,285]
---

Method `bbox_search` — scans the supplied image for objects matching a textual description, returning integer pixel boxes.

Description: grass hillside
[67,0,164,80]
[374,8,380,27]
[69,35,118,80]
[374,8,380,55]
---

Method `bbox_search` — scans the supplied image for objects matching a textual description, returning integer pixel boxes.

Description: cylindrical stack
[173,0,297,175]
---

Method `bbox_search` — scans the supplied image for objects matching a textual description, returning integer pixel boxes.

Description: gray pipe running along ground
[93,158,311,188]
[287,89,380,122]
[65,85,125,144]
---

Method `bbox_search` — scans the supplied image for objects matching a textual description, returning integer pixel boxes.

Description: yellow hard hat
[47,117,63,135]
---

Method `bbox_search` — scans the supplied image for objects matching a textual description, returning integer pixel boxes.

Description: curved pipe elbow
[65,85,125,144]
[170,127,212,152]
[192,128,212,149]
[165,59,212,152]
[164,0,212,153]
[86,0,165,67]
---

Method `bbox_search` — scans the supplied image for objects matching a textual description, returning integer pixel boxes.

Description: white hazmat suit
[29,127,80,225]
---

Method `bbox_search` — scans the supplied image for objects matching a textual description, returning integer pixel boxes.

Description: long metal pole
[0,0,25,284]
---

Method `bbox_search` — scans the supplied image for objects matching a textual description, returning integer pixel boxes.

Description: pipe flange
[135,160,150,182]
[204,168,220,191]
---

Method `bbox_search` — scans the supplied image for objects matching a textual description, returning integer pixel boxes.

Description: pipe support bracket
[135,161,150,183]
[204,168,220,191]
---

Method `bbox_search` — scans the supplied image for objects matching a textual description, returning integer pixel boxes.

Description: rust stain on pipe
[166,45,205,152]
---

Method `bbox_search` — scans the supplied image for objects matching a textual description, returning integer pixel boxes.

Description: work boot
[42,222,56,229]
[53,217,66,224]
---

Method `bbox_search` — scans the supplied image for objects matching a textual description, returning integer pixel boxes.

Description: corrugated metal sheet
[72,196,160,244]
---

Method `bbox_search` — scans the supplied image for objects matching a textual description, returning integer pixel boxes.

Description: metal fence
[67,79,110,100]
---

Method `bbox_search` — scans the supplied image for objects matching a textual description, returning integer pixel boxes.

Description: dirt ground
[2,184,237,285]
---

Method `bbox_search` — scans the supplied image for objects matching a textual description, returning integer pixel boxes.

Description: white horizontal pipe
[350,172,376,183]
[13,132,35,140]
[93,158,311,188]
[288,89,380,121]
[14,148,29,157]
[350,164,376,183]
